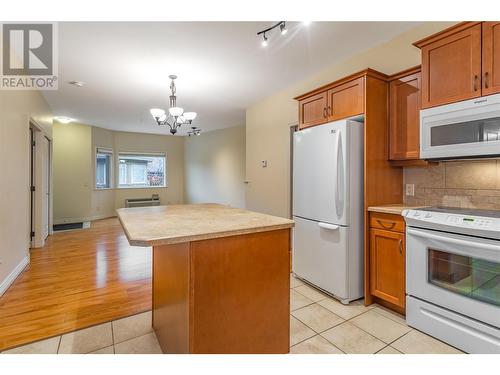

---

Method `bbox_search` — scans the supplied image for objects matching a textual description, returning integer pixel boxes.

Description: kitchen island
[117,203,294,354]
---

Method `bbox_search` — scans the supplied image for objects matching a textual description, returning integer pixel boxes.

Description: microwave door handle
[407,228,500,252]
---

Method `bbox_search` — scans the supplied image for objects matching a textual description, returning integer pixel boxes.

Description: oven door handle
[407,228,500,253]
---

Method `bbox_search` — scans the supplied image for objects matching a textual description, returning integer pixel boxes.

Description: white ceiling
[43,22,420,136]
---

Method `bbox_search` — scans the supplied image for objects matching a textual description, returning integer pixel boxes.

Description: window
[118,152,166,188]
[96,148,113,189]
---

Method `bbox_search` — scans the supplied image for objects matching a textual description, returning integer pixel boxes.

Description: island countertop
[117,203,295,247]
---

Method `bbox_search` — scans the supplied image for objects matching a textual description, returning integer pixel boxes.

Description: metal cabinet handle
[328,106,332,116]
[474,75,479,91]
[323,107,327,118]
[485,72,489,89]
[376,219,396,230]
[398,239,403,255]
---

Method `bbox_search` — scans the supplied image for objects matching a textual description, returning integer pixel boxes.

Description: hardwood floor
[0,218,152,351]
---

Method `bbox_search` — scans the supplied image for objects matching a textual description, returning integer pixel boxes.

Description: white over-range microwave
[420,93,500,160]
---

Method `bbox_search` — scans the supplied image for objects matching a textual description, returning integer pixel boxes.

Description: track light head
[280,22,287,35]
[261,33,268,47]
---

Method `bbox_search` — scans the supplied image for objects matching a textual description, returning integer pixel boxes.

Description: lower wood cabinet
[369,212,406,311]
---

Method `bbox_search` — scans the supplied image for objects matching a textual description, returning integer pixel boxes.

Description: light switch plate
[405,184,415,197]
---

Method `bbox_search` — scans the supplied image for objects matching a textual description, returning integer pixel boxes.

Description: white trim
[0,255,29,297]
[53,213,117,225]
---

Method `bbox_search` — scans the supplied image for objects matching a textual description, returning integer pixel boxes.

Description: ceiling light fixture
[54,116,74,124]
[150,75,198,135]
[302,21,312,26]
[280,23,287,35]
[261,33,268,47]
[68,81,85,87]
[187,126,201,137]
[257,21,287,47]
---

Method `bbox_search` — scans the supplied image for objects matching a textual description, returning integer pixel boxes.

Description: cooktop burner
[420,206,500,219]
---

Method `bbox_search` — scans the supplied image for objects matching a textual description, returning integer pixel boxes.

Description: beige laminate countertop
[367,204,428,216]
[117,203,294,247]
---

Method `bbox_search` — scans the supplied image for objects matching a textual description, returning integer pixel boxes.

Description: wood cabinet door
[369,228,405,309]
[389,71,421,160]
[327,77,364,121]
[420,23,482,108]
[482,21,500,96]
[298,91,328,129]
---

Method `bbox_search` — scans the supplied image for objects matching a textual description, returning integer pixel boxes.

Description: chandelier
[150,75,197,135]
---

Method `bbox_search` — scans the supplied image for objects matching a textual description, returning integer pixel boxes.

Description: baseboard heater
[125,195,160,208]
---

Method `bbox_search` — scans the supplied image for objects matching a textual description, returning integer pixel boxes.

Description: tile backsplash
[403,160,500,210]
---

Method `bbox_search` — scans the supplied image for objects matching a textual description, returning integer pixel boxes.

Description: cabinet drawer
[369,212,405,233]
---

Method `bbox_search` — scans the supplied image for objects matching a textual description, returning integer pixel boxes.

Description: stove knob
[424,213,432,218]
[413,211,421,217]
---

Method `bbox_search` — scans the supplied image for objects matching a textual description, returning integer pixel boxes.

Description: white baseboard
[54,213,116,225]
[0,255,30,297]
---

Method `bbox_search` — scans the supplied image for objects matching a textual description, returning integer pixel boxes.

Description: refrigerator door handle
[335,129,345,219]
[318,222,340,230]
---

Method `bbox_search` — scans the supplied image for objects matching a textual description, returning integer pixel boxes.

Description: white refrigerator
[292,119,364,304]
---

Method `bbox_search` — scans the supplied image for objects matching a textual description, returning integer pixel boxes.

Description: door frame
[29,119,53,248]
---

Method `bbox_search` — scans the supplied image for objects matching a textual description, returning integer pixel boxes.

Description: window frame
[95,147,114,190]
[116,151,167,189]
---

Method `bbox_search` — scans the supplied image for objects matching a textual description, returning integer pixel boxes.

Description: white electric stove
[403,207,500,354]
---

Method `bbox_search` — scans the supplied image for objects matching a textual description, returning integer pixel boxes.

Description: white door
[293,120,349,225]
[293,216,348,299]
[41,137,50,240]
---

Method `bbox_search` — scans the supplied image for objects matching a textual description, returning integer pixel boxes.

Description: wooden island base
[152,229,291,354]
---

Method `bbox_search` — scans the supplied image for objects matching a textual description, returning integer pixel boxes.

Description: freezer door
[292,216,348,299]
[293,120,349,225]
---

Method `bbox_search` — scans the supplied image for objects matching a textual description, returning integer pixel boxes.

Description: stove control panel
[446,215,492,228]
[402,209,500,239]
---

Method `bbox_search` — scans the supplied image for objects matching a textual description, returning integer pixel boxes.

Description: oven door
[407,227,500,328]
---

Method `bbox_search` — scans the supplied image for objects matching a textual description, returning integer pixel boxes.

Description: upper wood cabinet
[389,67,421,160]
[482,21,500,96]
[415,22,500,108]
[295,71,374,129]
[298,91,328,129]
[327,77,364,122]
[415,22,482,109]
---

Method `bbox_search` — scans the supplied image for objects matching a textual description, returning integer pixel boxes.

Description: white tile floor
[0,275,464,354]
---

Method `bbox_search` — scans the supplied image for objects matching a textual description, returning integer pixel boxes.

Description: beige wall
[404,160,500,210]
[185,126,246,208]
[245,22,455,218]
[53,124,185,223]
[0,90,52,292]
[53,122,93,223]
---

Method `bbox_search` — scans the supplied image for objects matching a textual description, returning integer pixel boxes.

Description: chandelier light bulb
[150,108,165,119]
[183,112,197,121]
[169,107,184,117]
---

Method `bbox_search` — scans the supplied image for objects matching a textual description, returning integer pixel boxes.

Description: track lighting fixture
[261,33,268,47]
[280,22,287,35]
[256,21,287,47]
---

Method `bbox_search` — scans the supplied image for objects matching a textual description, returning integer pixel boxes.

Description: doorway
[41,136,50,240]
[29,122,51,248]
